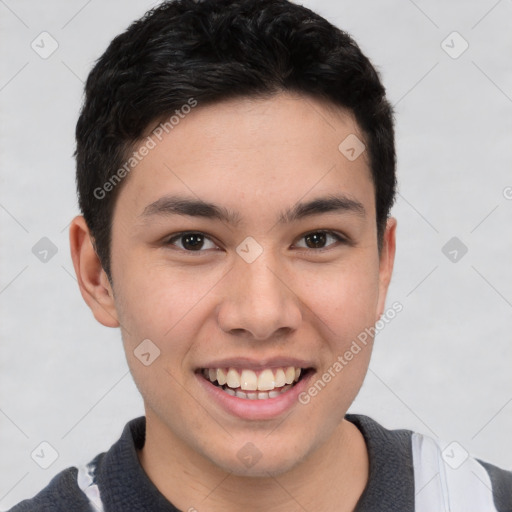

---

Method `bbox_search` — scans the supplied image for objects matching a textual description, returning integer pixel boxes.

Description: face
[80,93,395,477]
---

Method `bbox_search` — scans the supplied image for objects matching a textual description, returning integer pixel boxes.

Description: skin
[70,92,396,511]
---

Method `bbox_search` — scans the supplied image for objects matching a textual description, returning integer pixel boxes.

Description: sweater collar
[95,414,414,511]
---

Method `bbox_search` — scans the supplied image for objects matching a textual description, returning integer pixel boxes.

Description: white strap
[76,462,105,512]
[412,432,498,511]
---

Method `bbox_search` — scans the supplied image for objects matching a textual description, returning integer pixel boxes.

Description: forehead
[114,93,375,224]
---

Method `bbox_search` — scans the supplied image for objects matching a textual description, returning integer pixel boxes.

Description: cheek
[296,257,380,334]
[294,258,379,409]
[112,259,230,394]
[114,262,210,410]
[114,258,222,338]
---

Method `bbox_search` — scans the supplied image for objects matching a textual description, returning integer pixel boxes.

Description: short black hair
[75,0,396,280]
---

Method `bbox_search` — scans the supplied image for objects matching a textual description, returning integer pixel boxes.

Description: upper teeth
[203,366,302,391]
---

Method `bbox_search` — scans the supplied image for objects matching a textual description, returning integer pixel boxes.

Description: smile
[200,366,306,400]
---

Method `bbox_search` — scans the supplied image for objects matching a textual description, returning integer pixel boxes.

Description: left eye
[294,231,344,250]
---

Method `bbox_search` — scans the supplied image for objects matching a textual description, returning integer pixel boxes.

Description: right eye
[164,231,219,252]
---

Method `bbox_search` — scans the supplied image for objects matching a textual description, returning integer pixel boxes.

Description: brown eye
[166,232,217,251]
[296,231,344,250]
[304,232,327,248]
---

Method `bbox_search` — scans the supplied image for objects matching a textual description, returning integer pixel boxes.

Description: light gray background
[1,0,511,508]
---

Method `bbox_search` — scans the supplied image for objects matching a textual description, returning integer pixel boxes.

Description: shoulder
[478,459,512,512]
[410,429,512,511]
[347,414,512,511]
[7,458,104,512]
[346,413,416,510]
[8,417,144,512]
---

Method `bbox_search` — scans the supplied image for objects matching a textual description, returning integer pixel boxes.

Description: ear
[69,215,120,328]
[376,217,397,320]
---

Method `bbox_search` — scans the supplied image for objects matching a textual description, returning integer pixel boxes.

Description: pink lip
[195,369,315,421]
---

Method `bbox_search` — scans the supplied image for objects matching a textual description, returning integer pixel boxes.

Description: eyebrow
[140,193,366,226]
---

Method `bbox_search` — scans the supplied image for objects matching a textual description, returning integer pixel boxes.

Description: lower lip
[196,371,314,421]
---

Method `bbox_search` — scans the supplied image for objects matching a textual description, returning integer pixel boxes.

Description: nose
[216,252,302,341]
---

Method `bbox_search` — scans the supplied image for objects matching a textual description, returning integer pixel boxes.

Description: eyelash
[164,230,348,254]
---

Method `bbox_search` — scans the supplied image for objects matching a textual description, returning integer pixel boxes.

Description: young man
[10,0,511,510]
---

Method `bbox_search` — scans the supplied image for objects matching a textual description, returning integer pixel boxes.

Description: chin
[202,439,310,478]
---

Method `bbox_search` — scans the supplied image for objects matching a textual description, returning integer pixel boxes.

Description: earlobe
[69,215,120,328]
[376,217,397,319]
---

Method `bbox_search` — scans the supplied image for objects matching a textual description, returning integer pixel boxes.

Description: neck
[137,413,369,512]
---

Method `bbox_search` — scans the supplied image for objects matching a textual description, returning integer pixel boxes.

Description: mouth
[198,366,314,400]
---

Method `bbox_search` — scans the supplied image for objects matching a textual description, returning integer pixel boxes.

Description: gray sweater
[9,414,512,511]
